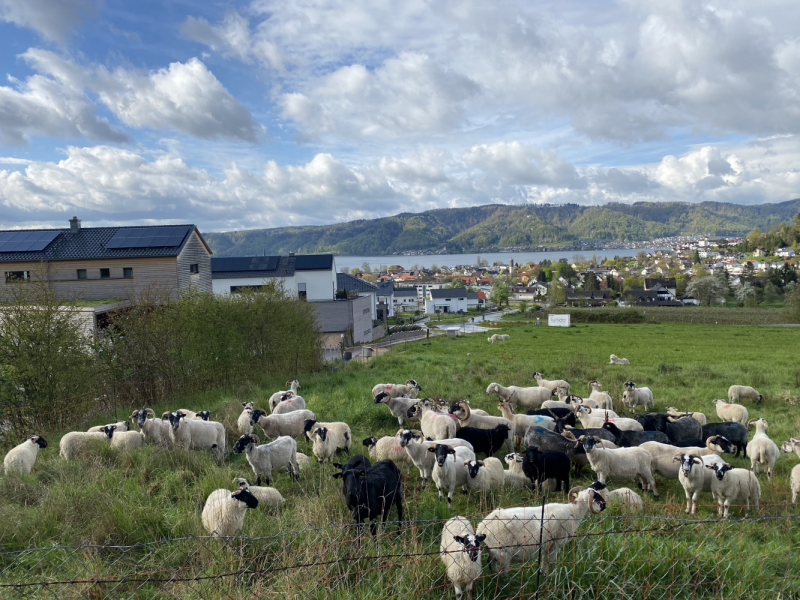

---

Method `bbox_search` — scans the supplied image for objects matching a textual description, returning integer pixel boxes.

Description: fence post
[534,491,547,597]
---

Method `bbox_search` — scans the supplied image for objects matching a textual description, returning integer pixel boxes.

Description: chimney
[69,216,81,233]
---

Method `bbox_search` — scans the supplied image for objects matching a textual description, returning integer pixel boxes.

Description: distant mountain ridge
[204,200,800,257]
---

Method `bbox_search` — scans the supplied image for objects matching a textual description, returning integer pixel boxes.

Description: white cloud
[461,141,584,188]
[0,0,96,42]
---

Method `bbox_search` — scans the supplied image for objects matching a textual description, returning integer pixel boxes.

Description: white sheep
[486,382,551,410]
[272,393,306,415]
[476,487,605,572]
[238,404,255,435]
[533,372,570,392]
[672,452,727,514]
[234,477,285,509]
[87,421,130,433]
[782,439,800,504]
[587,381,614,410]
[102,425,145,450]
[362,433,413,465]
[487,334,510,344]
[169,409,211,421]
[268,380,301,411]
[165,412,227,461]
[497,401,555,446]
[449,401,515,454]
[130,409,171,446]
[746,418,779,479]
[578,435,657,497]
[609,354,630,365]
[705,462,761,518]
[621,384,654,412]
[464,457,505,494]
[371,380,421,399]
[429,444,477,505]
[59,431,109,460]
[201,487,259,538]
[3,435,48,475]
[541,399,573,411]
[581,407,619,419]
[641,436,733,481]
[373,392,420,426]
[575,481,643,513]
[407,400,459,441]
[296,452,311,470]
[665,407,707,426]
[251,409,316,440]
[712,399,748,425]
[440,516,485,599]
[728,385,763,403]
[398,430,473,487]
[303,419,352,454]
[232,434,299,485]
[312,427,338,463]
[575,405,643,432]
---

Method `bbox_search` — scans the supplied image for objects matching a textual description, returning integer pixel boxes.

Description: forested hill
[205,199,800,256]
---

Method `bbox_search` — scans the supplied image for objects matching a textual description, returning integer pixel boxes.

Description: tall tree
[490,275,512,307]
[686,276,726,307]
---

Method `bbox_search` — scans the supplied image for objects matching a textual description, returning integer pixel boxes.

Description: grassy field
[503,306,794,325]
[1,323,799,598]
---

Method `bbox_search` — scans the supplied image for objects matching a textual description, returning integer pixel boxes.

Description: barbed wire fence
[1,509,797,600]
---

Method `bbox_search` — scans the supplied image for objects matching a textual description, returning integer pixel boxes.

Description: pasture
[1,322,799,598]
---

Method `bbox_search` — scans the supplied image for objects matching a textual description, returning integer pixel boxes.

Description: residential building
[211,254,336,300]
[623,288,683,306]
[644,278,677,296]
[565,290,612,307]
[376,281,395,319]
[775,248,796,258]
[466,291,486,309]
[753,248,768,257]
[336,272,378,320]
[425,288,468,314]
[393,287,419,313]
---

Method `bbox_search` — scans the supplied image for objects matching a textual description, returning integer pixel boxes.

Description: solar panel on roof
[105,226,191,250]
[0,230,61,253]
[294,254,333,270]
[210,256,280,272]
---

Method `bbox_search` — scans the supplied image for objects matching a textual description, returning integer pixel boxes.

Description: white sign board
[548,314,571,327]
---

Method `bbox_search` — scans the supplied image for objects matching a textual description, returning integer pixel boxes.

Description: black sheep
[522,446,571,492]
[332,457,402,536]
[702,422,748,457]
[636,413,702,445]
[602,422,671,447]
[455,424,512,457]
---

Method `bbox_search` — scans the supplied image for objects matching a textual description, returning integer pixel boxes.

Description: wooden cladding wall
[176,231,212,293]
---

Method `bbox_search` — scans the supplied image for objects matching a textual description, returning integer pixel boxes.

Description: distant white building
[425,288,468,314]
[775,248,796,258]
[211,254,337,299]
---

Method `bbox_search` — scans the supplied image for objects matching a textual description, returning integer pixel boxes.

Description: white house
[376,281,395,318]
[775,247,796,258]
[425,288,468,314]
[211,254,337,300]
[393,287,419,312]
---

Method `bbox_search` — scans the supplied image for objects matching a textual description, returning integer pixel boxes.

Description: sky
[1,0,800,232]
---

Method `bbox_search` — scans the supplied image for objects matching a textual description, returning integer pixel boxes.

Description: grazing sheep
[476,487,606,572]
[59,431,109,460]
[522,446,570,492]
[3,435,47,475]
[728,385,763,403]
[705,462,761,518]
[621,383,654,413]
[372,380,421,400]
[609,354,630,365]
[374,392,419,426]
[486,382,552,411]
[234,477,285,509]
[130,409,171,446]
[532,372,570,392]
[587,381,614,410]
[577,435,658,497]
[449,401,515,454]
[673,453,728,515]
[666,407,707,426]
[232,434,299,485]
[251,409,316,440]
[398,430,473,487]
[362,433,413,465]
[201,487,259,537]
[303,419,352,454]
[102,425,145,450]
[88,421,130,433]
[702,422,749,458]
[488,334,510,344]
[712,399,748,425]
[575,405,643,432]
[296,452,311,469]
[585,481,643,513]
[332,457,403,535]
[464,457,505,494]
[641,436,735,481]
[454,424,512,458]
[167,412,227,461]
[497,400,555,445]
[272,392,306,415]
[429,444,477,506]
[268,380,301,411]
[440,517,485,600]
[407,400,459,441]
[746,418,779,479]
[312,426,338,463]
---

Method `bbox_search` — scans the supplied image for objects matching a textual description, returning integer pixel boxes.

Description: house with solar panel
[0,217,212,301]
[210,254,337,300]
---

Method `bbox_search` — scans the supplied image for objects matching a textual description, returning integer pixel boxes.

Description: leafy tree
[691,249,702,265]
[763,281,781,304]
[446,278,466,289]
[490,275,512,307]
[735,283,756,306]
[548,280,566,306]
[582,272,600,291]
[636,250,648,264]
[361,262,373,274]
[686,276,726,307]
[623,275,643,291]
[518,300,528,314]
[339,267,350,273]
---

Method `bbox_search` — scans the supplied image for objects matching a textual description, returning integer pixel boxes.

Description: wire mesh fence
[1,509,797,600]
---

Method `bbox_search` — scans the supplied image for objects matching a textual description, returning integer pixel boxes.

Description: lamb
[251,409,316,440]
[575,405,643,432]
[362,433,413,465]
[577,435,658,497]
[428,444,477,505]
[486,382,551,410]
[497,401,555,446]
[455,424,512,458]
[522,446,571,492]
[587,381,614,410]
[782,439,800,504]
[268,380,301,411]
[233,477,285,509]
[464,457,505,494]
[102,425,145,450]
[641,436,735,481]
[609,354,630,365]
[449,401,515,454]
[476,487,606,572]
[398,429,473,487]
[371,380,421,400]
[440,517,486,600]
[746,418,779,479]
[87,421,130,433]
[167,412,226,461]
[488,333,510,344]
[130,409,171,446]
[312,426,338,463]
[621,383,654,412]
[666,407,707,426]
[3,435,47,475]
[407,400,459,441]
[374,392,419,426]
[673,453,727,514]
[585,481,643,513]
[59,431,109,459]
[201,487,259,537]
[232,434,299,485]
[712,399,748,425]
[303,419,352,454]
[532,371,570,392]
[705,462,761,518]
[702,422,749,458]
[728,385,763,403]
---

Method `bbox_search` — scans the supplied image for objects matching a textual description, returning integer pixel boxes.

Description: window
[189,264,199,274]
[100,268,110,279]
[298,282,307,301]
[230,285,265,293]
[77,269,87,280]
[4,271,29,282]
[123,268,133,279]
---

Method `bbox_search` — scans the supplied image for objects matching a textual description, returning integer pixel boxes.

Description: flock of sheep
[3,364,800,598]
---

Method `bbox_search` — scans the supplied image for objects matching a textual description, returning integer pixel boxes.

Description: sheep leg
[256,474,262,486]
[723,499,731,519]
[453,582,463,599]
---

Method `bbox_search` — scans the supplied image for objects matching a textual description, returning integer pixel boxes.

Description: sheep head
[31,435,48,448]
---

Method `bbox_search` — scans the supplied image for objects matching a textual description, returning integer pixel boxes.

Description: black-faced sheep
[3,435,47,475]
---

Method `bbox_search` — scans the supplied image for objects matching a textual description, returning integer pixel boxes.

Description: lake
[335,248,665,271]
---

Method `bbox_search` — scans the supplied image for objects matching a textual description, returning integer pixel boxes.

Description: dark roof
[0,225,199,262]
[295,254,333,271]
[394,288,418,297]
[337,272,377,293]
[645,278,677,289]
[430,288,466,299]
[566,290,611,299]
[376,281,394,295]
[211,255,295,279]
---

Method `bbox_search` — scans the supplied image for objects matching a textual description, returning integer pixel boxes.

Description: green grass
[2,323,800,598]
[503,306,795,325]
